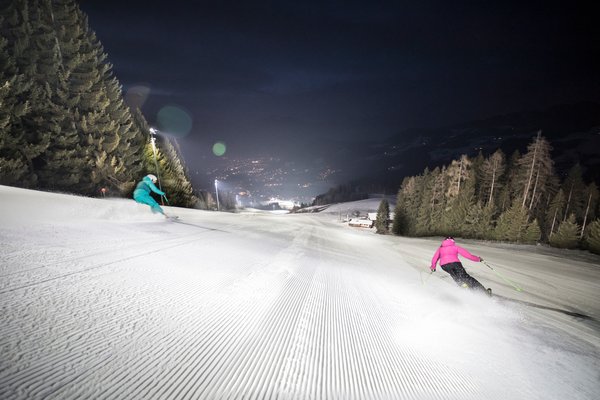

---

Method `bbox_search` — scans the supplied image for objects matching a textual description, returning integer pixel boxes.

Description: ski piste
[2,186,597,399]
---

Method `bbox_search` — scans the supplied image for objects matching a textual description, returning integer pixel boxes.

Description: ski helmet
[147,174,157,183]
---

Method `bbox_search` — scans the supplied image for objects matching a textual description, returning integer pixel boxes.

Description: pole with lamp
[149,128,164,205]
[214,179,220,211]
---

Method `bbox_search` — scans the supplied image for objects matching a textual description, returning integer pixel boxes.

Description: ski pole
[482,261,523,292]
[162,194,170,205]
[421,269,433,285]
[425,270,433,282]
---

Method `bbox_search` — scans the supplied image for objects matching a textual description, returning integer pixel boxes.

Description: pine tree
[536,174,561,240]
[28,0,84,191]
[463,202,484,238]
[375,199,390,234]
[546,189,566,239]
[494,201,529,242]
[584,219,600,255]
[78,45,120,193]
[0,33,31,185]
[407,174,425,235]
[549,214,580,249]
[138,135,198,208]
[100,71,145,192]
[439,155,472,236]
[41,0,120,194]
[394,175,421,235]
[496,149,521,213]
[443,174,476,237]
[515,132,554,213]
[523,219,541,244]
[473,203,495,239]
[392,176,417,235]
[0,0,51,186]
[392,182,411,235]
[429,166,446,234]
[446,154,471,198]
[158,137,199,208]
[561,164,587,223]
[415,169,436,235]
[415,167,449,235]
[580,183,599,239]
[48,0,147,195]
[480,149,505,208]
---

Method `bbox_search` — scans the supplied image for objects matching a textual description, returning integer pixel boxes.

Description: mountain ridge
[327,101,600,193]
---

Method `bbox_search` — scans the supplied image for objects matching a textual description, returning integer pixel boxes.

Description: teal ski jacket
[134,175,165,198]
[133,176,166,214]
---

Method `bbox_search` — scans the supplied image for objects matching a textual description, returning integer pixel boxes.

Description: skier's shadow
[172,219,229,233]
[494,294,596,322]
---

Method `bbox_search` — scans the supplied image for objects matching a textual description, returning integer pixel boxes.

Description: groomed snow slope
[1,185,599,400]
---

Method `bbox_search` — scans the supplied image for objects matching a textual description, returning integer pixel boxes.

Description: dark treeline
[390,132,600,254]
[313,183,369,206]
[0,0,205,208]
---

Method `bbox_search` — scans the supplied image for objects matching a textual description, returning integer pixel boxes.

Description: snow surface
[1,185,599,400]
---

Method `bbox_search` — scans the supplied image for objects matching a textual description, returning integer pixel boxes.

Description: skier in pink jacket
[431,237,488,293]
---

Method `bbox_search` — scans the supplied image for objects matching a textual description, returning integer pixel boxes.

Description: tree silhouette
[549,214,580,249]
[375,199,390,234]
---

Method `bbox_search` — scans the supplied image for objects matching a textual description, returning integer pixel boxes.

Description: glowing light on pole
[214,179,220,211]
[149,128,164,205]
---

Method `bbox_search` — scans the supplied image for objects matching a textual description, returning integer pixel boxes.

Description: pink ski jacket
[431,238,481,269]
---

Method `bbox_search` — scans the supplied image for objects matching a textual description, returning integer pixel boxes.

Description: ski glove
[430,267,436,272]
[479,257,484,262]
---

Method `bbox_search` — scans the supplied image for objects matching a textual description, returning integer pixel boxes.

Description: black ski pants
[441,262,486,292]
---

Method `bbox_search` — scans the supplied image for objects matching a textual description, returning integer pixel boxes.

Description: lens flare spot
[157,105,193,137]
[212,142,226,156]
[125,85,151,109]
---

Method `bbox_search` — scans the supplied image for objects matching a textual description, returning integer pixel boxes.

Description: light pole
[149,128,164,204]
[214,179,220,211]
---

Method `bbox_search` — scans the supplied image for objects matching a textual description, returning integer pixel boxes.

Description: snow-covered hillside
[1,185,599,399]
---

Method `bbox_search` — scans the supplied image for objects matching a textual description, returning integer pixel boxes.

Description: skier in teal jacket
[133,174,166,215]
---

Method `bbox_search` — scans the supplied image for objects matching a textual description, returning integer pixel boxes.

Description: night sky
[80,0,598,198]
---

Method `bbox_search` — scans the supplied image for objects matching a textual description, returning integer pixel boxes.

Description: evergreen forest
[390,132,600,254]
[0,0,200,208]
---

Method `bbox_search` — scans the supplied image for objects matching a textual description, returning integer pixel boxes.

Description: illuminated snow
[1,185,598,399]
